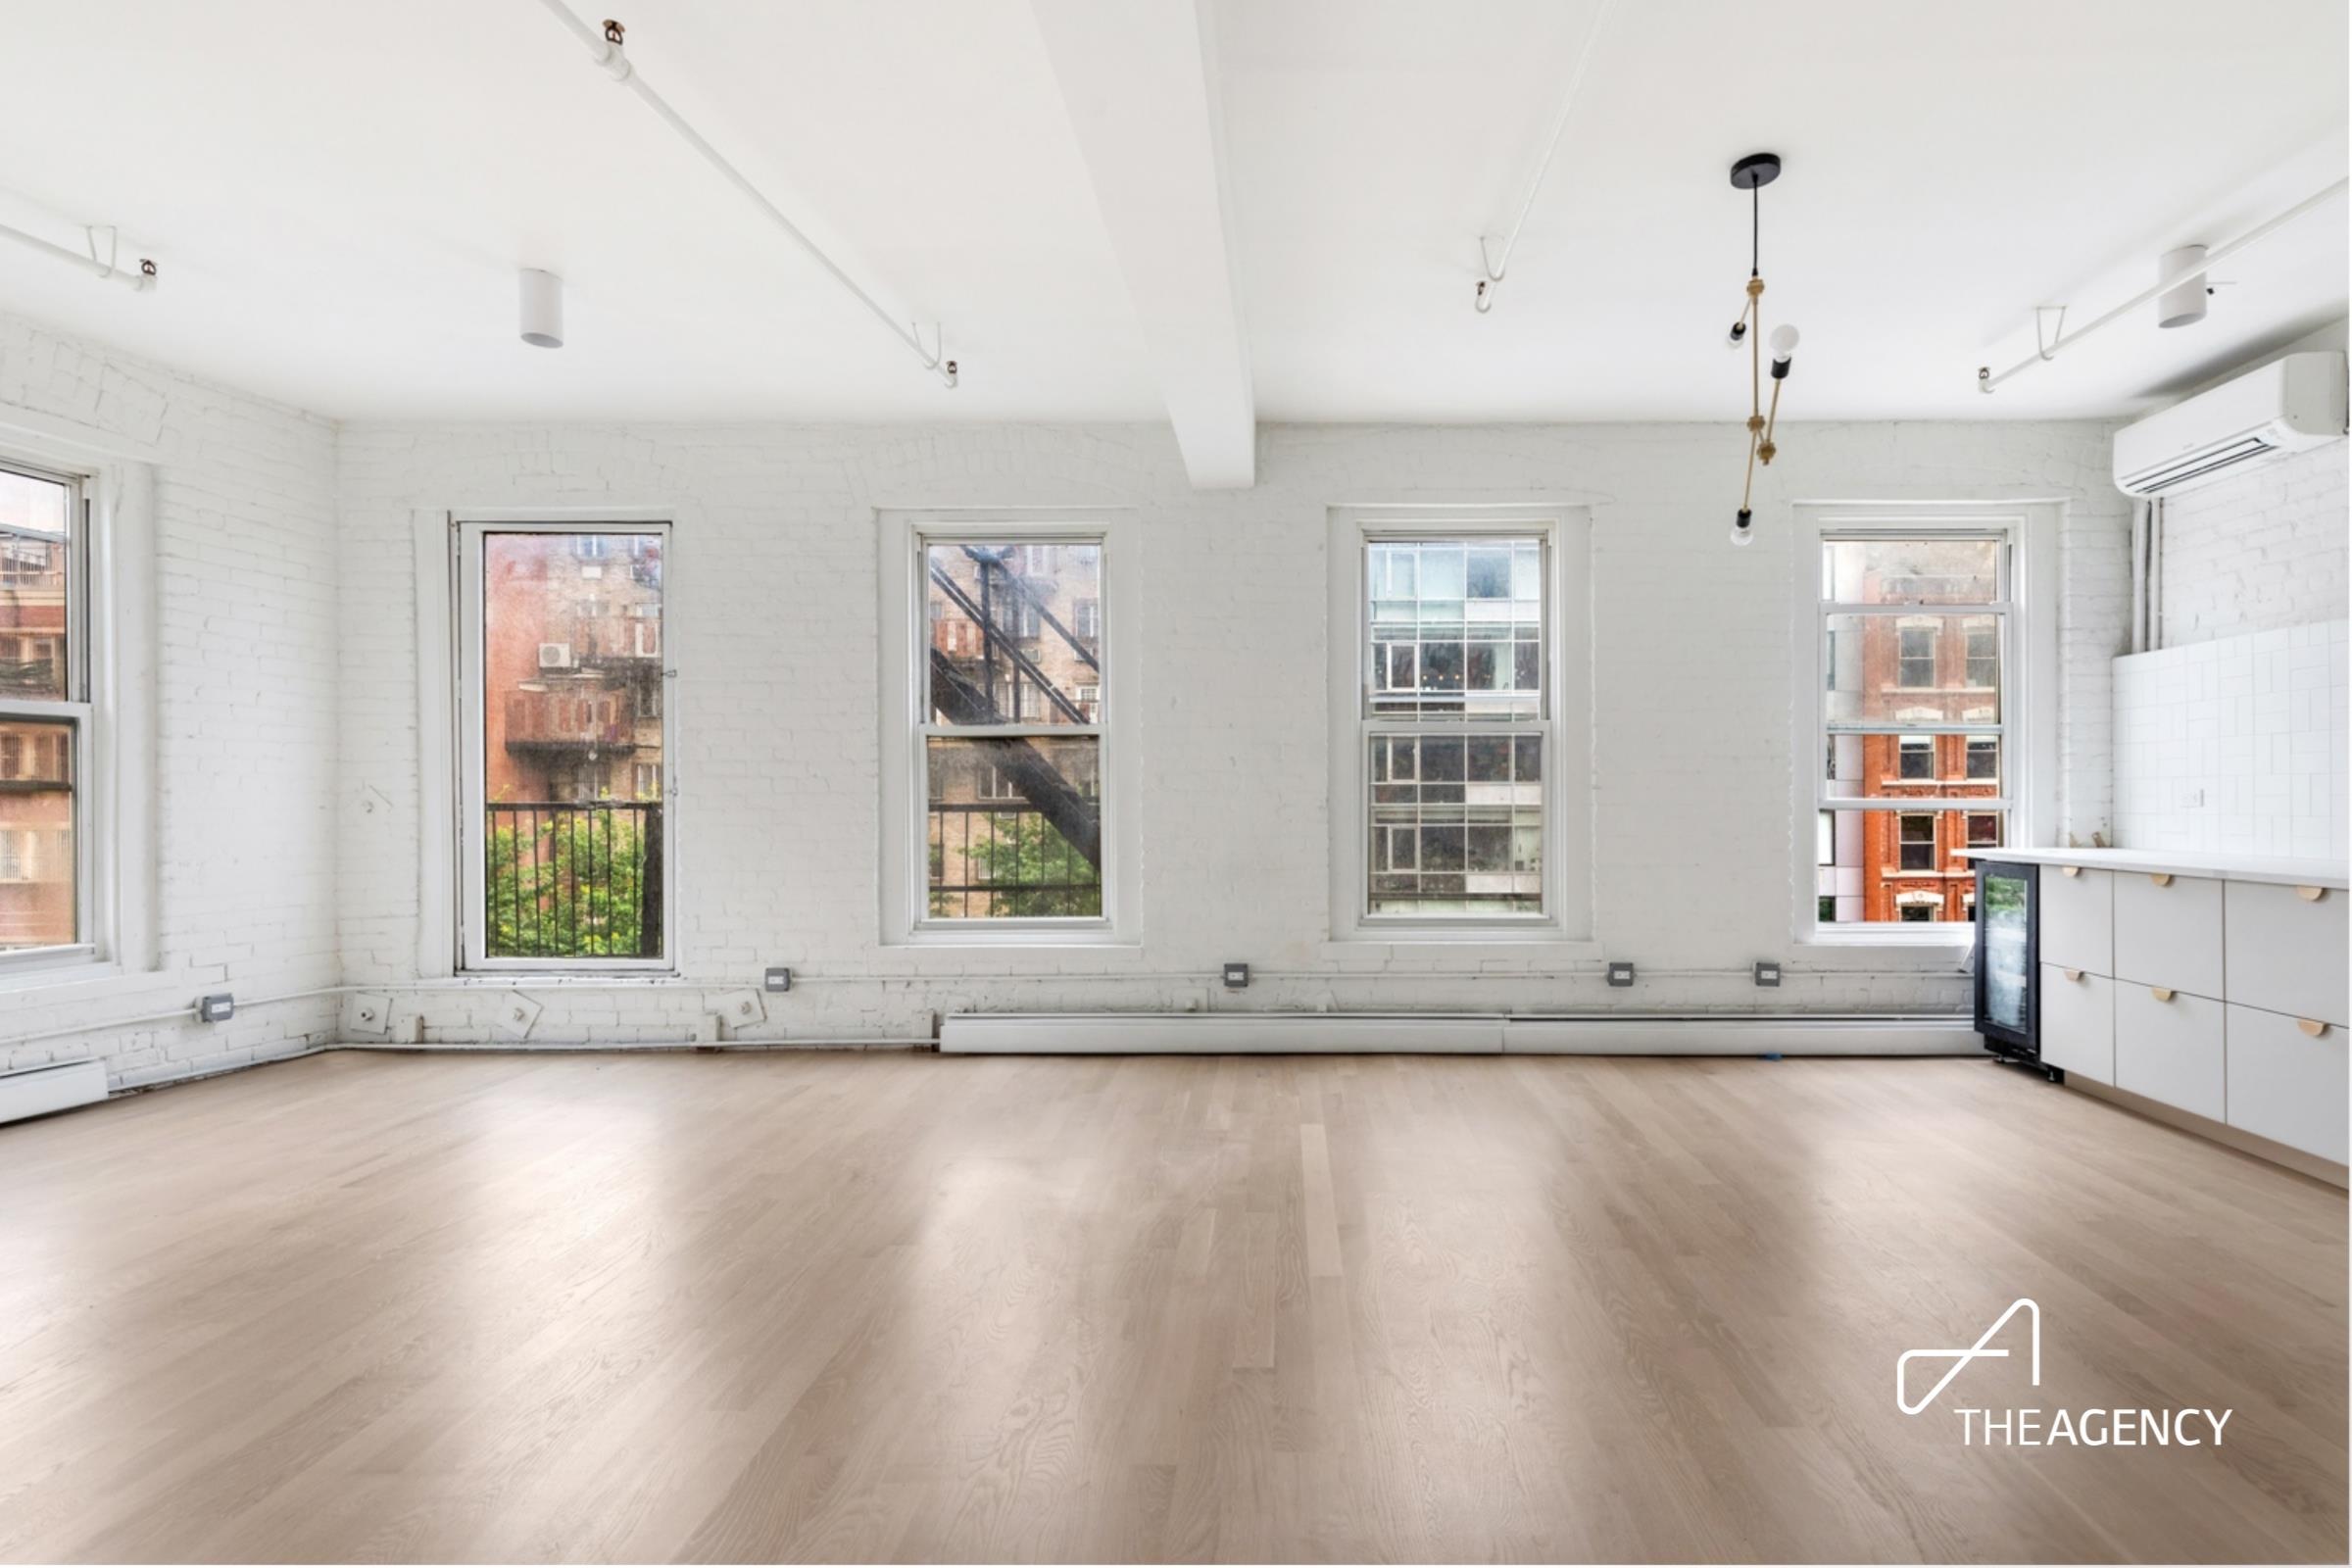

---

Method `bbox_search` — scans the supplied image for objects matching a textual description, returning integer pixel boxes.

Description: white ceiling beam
[1029,0,1255,489]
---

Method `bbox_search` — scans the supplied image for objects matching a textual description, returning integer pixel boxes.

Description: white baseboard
[940,1012,1980,1056]
[0,1057,110,1124]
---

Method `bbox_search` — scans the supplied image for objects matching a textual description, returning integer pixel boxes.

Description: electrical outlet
[1222,962,1250,989]
[196,992,235,1024]
[1753,960,1783,988]
[1606,961,1637,988]
[763,966,793,993]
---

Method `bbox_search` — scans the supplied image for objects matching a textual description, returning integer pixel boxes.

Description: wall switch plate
[1753,960,1784,988]
[196,992,235,1023]
[343,992,393,1039]
[1222,962,1250,989]
[1606,962,1637,988]
[763,966,793,993]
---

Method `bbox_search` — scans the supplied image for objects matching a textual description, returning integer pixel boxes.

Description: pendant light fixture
[1726,153,1797,546]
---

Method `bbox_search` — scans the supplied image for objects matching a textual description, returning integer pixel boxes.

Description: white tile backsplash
[2113,620,2348,858]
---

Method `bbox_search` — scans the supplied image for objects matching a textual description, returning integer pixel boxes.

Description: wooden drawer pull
[2296,885,2328,902]
[2059,865,2082,877]
[2062,968,2084,982]
[2298,1018,2329,1038]
[2149,872,2174,888]
[2150,987,2176,1003]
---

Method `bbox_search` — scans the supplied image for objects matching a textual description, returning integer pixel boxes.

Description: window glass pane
[926,736,1102,918]
[0,718,74,950]
[480,532,664,959]
[1820,538,1999,604]
[925,541,1101,725]
[1369,537,1542,721]
[1367,732,1541,916]
[1820,733,2003,797]
[1824,612,2002,724]
[0,468,71,701]
[1813,808,1999,925]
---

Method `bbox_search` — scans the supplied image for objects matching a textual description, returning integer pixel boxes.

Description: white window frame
[0,458,92,975]
[876,508,1138,948]
[1792,503,2059,946]
[1327,504,1592,947]
[454,518,677,973]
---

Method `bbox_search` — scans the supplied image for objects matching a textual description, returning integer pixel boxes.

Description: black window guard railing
[927,801,1100,919]
[484,802,662,958]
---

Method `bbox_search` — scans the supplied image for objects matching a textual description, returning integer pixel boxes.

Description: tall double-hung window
[1810,524,2027,932]
[1332,508,1590,943]
[0,463,87,965]
[878,513,1136,945]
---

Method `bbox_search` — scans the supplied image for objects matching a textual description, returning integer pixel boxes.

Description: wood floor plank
[0,1049,2341,1563]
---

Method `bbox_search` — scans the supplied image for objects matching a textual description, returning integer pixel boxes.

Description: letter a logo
[1896,1298,2040,1414]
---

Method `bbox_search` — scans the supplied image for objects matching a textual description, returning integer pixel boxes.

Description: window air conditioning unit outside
[2113,350,2346,497]
[537,642,573,670]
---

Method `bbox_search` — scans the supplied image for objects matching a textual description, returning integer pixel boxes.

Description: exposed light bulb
[1731,509,1756,546]
[1726,319,1748,350]
[1769,322,1800,360]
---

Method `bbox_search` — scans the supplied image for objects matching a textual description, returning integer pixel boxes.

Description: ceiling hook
[2034,305,2068,362]
[84,223,118,281]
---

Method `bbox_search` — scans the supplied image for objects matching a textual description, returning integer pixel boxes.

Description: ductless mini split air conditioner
[2113,350,2347,497]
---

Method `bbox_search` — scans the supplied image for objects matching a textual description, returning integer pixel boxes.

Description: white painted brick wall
[0,313,340,1089]
[336,417,2130,1043]
[2114,619,2349,858]
[2159,439,2349,648]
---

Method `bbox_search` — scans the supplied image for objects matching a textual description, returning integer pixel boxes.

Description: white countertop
[1958,847,2351,889]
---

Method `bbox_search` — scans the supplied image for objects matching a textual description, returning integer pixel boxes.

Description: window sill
[1797,928,1972,949]
[888,929,1140,952]
[0,953,125,995]
[1326,933,1603,959]
[443,969,681,985]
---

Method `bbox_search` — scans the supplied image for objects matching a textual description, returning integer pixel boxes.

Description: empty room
[0,1,2347,1564]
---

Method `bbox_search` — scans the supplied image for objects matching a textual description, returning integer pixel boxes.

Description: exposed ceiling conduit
[529,0,957,387]
[1474,0,1621,314]
[1978,175,2348,392]
[0,218,156,292]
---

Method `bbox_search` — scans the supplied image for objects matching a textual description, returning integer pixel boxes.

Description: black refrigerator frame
[1972,858,2042,1066]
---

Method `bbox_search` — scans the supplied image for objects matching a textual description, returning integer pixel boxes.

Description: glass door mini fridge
[1974,859,2047,1073]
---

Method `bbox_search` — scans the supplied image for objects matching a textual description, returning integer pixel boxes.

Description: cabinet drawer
[2226,1004,2348,1164]
[2039,964,2114,1084]
[2039,864,2113,976]
[2113,872,2224,997]
[2226,881,2349,1027]
[2115,983,2226,1121]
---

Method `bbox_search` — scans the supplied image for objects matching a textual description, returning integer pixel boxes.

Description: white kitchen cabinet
[2226,1004,2349,1164]
[2038,864,2113,976]
[2039,964,2114,1085]
[2115,984,2227,1122]
[2225,881,2350,1029]
[2113,872,2225,999]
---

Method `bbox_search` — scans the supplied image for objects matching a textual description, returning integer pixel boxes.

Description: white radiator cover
[0,1058,109,1125]
[941,1013,1978,1056]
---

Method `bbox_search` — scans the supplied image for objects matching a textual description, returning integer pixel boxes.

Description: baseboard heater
[0,1057,109,1126]
[940,1012,1978,1056]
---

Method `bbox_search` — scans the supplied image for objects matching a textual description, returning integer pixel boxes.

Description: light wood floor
[0,1050,2342,1563]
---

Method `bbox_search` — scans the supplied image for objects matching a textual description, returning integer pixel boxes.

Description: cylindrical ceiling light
[1726,153,1799,547]
[2156,244,2209,328]
[519,268,564,348]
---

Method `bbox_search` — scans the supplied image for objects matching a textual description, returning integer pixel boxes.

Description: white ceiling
[0,0,2344,442]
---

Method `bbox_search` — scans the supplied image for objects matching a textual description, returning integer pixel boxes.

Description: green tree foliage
[932,809,1101,918]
